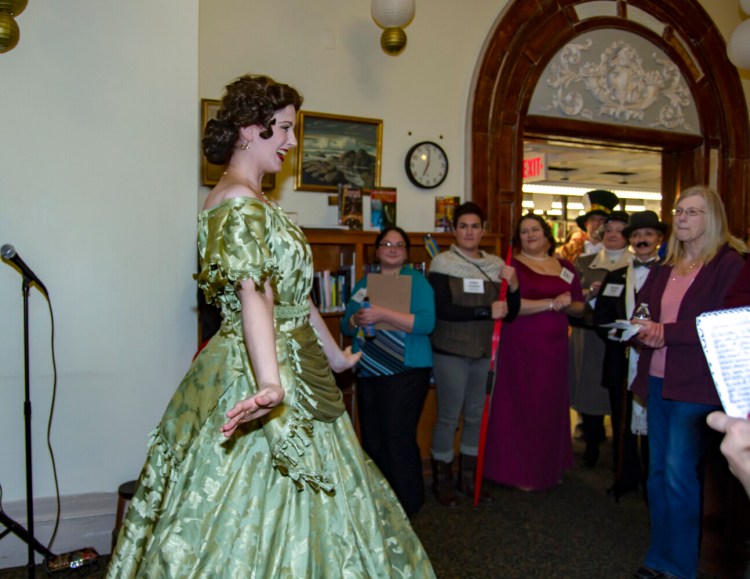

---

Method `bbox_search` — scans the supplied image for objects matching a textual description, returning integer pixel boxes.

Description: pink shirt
[649,265,702,378]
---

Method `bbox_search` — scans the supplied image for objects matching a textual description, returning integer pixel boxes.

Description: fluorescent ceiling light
[522,183,662,200]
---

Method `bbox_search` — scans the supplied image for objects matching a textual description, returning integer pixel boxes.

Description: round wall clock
[405,141,448,189]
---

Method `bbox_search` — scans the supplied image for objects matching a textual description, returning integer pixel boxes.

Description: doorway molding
[470,0,749,246]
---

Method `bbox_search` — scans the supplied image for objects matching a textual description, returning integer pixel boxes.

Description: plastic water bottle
[633,303,651,320]
[362,297,376,340]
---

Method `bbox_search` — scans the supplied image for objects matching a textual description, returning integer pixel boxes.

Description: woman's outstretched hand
[221,384,285,438]
[329,345,361,373]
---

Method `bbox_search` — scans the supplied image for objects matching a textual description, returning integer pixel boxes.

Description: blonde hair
[664,185,746,266]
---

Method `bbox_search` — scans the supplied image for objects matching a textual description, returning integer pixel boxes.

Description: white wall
[0,0,199,561]
[198,0,507,230]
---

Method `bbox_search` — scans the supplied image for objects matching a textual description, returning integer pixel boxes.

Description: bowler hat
[605,210,630,225]
[576,190,620,229]
[622,210,668,238]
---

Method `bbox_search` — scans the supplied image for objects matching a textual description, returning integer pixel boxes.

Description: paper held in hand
[697,306,750,418]
[599,319,641,342]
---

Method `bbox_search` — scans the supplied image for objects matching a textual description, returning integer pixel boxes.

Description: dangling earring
[240,141,250,151]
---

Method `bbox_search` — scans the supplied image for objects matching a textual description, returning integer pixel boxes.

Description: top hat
[605,210,630,225]
[576,189,620,229]
[622,210,668,238]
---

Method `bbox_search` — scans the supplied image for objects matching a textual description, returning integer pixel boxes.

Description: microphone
[1,244,48,295]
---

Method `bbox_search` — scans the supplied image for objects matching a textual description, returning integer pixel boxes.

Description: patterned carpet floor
[0,439,729,578]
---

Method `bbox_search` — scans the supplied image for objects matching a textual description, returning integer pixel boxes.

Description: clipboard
[367,273,412,331]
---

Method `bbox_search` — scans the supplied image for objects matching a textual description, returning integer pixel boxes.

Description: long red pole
[473,243,513,508]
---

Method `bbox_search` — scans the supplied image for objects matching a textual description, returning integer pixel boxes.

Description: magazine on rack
[369,188,397,230]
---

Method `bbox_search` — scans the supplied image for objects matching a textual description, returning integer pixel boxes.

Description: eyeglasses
[378,241,407,248]
[672,208,705,218]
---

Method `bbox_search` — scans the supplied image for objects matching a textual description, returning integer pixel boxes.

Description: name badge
[602,283,624,298]
[559,268,574,284]
[464,278,484,294]
[351,287,367,303]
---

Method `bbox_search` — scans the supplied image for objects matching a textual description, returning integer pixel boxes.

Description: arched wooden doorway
[470,0,749,248]
[470,2,750,574]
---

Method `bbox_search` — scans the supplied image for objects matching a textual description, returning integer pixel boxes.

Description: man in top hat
[559,190,619,263]
[569,209,632,468]
[577,190,621,256]
[593,210,667,499]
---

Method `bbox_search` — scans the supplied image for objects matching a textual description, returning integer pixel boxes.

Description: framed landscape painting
[295,111,382,193]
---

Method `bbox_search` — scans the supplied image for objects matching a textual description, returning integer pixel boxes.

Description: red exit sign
[523,154,546,182]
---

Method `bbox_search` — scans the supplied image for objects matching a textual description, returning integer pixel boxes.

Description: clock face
[405,141,448,189]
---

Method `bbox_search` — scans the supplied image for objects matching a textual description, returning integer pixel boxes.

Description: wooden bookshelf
[303,228,501,458]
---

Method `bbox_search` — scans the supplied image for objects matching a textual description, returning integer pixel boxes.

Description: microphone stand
[0,278,54,577]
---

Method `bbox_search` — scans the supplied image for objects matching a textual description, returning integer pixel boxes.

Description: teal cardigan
[340,267,435,369]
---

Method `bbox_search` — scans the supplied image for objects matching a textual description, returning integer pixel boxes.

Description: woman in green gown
[106,75,435,578]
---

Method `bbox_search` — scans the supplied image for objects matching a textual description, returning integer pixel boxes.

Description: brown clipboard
[366,273,412,331]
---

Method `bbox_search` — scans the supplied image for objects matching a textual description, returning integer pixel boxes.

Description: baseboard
[0,492,116,569]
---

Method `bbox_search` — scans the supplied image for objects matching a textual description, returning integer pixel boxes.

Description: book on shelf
[368,188,397,230]
[311,265,356,314]
[435,196,460,232]
[338,184,363,230]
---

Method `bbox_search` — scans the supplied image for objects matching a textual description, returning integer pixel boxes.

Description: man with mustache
[593,210,667,500]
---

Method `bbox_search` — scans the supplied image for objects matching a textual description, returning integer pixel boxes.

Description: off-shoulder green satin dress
[106,198,435,578]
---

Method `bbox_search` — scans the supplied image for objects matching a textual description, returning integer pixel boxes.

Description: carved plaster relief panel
[529,29,700,135]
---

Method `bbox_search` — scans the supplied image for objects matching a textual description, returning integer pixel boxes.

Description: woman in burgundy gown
[484,214,584,490]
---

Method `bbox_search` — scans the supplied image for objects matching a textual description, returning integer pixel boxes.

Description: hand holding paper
[632,319,665,348]
[706,410,750,497]
[599,319,641,342]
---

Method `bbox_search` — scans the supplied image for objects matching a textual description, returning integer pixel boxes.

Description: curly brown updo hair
[202,75,304,165]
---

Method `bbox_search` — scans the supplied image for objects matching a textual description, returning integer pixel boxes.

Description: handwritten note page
[697,306,750,418]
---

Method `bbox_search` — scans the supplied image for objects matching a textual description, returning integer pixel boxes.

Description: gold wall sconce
[0,0,28,54]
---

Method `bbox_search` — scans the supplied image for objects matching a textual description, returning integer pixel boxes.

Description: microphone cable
[42,295,62,563]
[0,295,61,567]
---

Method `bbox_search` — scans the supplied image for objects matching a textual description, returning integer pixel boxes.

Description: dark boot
[457,454,493,504]
[431,458,459,507]
[581,414,603,468]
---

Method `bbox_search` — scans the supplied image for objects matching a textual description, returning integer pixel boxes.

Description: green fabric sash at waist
[274,301,311,320]
[282,320,344,423]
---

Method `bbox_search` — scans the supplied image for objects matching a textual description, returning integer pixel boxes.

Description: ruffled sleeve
[195,198,279,311]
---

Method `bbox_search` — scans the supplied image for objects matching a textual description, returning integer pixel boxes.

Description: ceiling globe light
[381,27,407,55]
[0,0,27,16]
[371,0,415,56]
[0,0,26,54]
[371,0,414,28]
[729,18,750,70]
[0,12,19,53]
